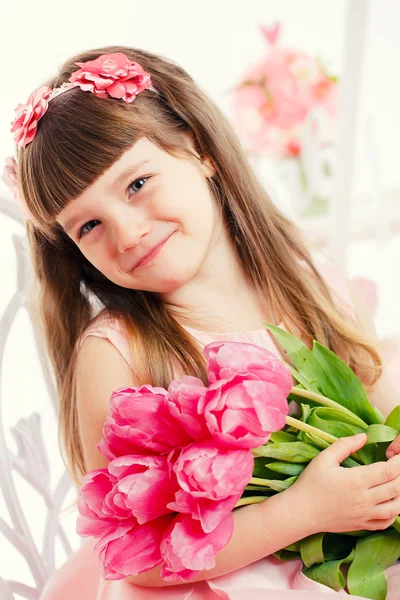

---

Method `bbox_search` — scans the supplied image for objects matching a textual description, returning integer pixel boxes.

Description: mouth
[132,231,175,271]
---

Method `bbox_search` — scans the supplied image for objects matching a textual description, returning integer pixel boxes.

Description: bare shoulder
[76,335,141,472]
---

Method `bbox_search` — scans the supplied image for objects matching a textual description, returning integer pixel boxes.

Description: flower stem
[234,496,266,508]
[289,387,368,427]
[284,416,337,443]
[249,477,273,487]
[252,417,362,463]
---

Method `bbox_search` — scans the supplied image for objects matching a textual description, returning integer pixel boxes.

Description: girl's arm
[76,336,316,588]
[127,485,312,587]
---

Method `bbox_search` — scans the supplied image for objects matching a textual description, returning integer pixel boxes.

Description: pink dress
[40,267,400,600]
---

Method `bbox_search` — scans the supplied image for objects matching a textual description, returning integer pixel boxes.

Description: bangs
[17,87,169,232]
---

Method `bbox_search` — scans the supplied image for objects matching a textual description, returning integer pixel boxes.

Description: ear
[183,132,216,178]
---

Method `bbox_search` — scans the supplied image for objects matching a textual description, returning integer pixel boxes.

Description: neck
[159,224,280,334]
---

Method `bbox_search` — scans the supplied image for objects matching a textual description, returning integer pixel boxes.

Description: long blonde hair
[17,45,381,486]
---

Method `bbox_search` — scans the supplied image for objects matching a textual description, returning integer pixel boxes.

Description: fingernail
[387,450,395,459]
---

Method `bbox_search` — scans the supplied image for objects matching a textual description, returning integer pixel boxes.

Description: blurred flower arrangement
[231,23,338,218]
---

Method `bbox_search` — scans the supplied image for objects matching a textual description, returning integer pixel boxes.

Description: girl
[5,45,400,599]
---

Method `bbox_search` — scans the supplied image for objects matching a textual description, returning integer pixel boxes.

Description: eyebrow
[61,159,150,234]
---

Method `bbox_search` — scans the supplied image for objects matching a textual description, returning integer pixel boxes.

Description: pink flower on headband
[11,86,52,149]
[69,52,152,103]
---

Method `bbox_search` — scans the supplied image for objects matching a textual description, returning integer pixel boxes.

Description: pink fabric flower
[11,86,52,149]
[205,341,293,393]
[98,385,192,460]
[200,374,289,449]
[167,376,209,441]
[94,515,173,580]
[76,470,128,537]
[69,52,152,103]
[167,441,253,532]
[106,455,178,524]
[160,513,234,581]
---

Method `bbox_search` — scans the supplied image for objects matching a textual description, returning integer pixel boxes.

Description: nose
[115,217,151,254]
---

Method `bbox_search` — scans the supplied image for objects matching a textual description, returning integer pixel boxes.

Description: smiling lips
[131,232,174,271]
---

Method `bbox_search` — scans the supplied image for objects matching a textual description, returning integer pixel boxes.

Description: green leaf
[300,402,312,422]
[253,441,320,463]
[312,342,382,425]
[249,476,297,492]
[273,549,301,561]
[300,533,325,567]
[285,541,301,552]
[289,368,311,389]
[366,424,399,444]
[307,410,365,438]
[252,457,286,480]
[303,431,330,449]
[384,406,400,431]
[322,533,356,561]
[264,324,321,392]
[347,530,400,600]
[303,550,355,592]
[392,517,400,534]
[309,407,368,430]
[270,430,297,443]
[266,461,305,476]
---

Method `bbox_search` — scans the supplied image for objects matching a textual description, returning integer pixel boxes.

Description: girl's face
[56,137,218,293]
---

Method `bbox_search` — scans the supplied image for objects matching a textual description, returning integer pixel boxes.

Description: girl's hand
[288,433,400,535]
[386,433,400,459]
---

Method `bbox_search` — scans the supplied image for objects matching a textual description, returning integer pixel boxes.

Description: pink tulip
[172,441,253,500]
[167,488,239,534]
[106,455,178,524]
[160,513,233,581]
[167,376,209,441]
[95,514,173,579]
[167,441,253,532]
[98,385,192,460]
[200,374,289,449]
[205,341,293,393]
[76,470,126,537]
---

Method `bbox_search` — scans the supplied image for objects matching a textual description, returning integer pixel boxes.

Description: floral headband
[2,52,156,222]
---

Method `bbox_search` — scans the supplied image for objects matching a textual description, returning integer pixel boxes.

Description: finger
[370,496,400,521]
[386,435,400,459]
[368,474,400,504]
[357,455,400,488]
[319,434,367,466]
[365,517,399,531]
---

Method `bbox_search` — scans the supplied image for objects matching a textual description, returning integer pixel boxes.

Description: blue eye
[77,220,101,240]
[128,176,148,197]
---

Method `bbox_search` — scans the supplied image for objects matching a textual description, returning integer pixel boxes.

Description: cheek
[80,245,111,277]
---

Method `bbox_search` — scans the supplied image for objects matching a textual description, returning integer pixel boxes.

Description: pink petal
[160,513,233,581]
[95,514,173,580]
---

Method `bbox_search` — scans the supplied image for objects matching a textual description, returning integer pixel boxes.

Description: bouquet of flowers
[77,324,400,600]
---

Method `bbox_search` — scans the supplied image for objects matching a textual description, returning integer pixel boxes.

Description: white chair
[0,194,77,599]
